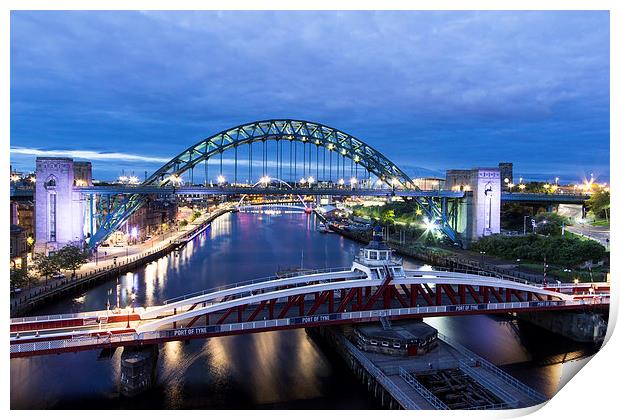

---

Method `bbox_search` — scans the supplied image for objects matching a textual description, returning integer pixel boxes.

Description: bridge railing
[405,266,539,286]
[457,362,517,409]
[438,333,547,405]
[398,367,449,410]
[11,297,609,356]
[162,266,355,304]
[335,333,421,410]
[11,310,107,325]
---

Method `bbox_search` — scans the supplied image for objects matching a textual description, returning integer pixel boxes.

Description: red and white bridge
[11,231,609,358]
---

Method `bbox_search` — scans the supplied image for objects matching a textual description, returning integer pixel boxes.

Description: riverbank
[327,224,570,284]
[10,207,233,317]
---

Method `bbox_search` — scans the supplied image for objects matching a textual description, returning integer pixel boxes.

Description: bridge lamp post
[259,176,271,186]
[217,175,226,185]
[338,178,345,188]
[518,183,526,191]
[349,177,357,189]
[507,183,514,192]
[299,177,307,188]
[307,176,315,187]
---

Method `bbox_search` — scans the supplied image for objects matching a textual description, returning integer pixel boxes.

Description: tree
[586,188,610,222]
[32,252,61,281]
[534,212,570,236]
[56,244,90,277]
[179,219,188,227]
[10,268,36,290]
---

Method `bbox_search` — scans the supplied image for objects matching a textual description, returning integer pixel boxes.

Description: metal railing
[458,362,517,409]
[399,368,449,410]
[438,333,547,404]
[11,297,608,357]
[335,334,421,410]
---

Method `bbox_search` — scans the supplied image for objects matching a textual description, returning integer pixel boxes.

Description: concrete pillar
[34,158,92,254]
[445,167,501,246]
[120,345,159,397]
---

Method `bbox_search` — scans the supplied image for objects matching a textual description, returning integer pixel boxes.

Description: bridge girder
[89,119,461,246]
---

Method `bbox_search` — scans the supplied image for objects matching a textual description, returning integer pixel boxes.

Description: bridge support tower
[120,345,159,397]
[445,167,501,246]
[34,157,92,254]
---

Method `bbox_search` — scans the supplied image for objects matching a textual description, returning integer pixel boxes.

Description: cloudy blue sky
[10,11,609,183]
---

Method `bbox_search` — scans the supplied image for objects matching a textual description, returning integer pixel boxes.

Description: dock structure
[316,326,547,410]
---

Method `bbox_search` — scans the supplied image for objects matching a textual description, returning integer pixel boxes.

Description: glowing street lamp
[423,217,438,233]
[307,176,315,186]
[168,174,182,186]
[349,177,357,187]
[415,208,423,216]
[259,176,271,185]
[128,176,139,184]
[299,177,307,185]
[518,184,526,191]
[10,174,20,183]
[217,174,226,185]
[507,183,515,191]
[338,178,345,187]
[29,176,36,183]
[119,175,129,183]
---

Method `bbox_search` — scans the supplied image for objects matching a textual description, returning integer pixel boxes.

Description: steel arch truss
[89,119,461,247]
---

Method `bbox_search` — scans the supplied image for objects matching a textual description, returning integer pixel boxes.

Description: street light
[131,290,136,313]
[338,178,345,187]
[307,176,315,186]
[350,177,357,188]
[423,217,438,233]
[217,174,226,185]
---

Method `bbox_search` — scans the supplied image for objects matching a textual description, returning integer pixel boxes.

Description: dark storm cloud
[10,11,609,182]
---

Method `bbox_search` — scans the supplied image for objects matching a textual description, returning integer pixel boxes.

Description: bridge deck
[9,268,609,358]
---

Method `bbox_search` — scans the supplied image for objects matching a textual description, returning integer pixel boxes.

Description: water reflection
[10,210,595,408]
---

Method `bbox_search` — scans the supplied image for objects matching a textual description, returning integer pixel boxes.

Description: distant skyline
[10,11,610,184]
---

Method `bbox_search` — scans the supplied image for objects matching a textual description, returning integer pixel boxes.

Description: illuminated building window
[49,193,56,242]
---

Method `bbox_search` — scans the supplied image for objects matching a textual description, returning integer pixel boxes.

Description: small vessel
[318,222,331,233]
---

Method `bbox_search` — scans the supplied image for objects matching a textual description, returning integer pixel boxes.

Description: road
[566,224,610,248]
[10,211,216,308]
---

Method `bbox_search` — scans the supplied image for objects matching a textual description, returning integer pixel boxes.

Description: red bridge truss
[10,267,609,358]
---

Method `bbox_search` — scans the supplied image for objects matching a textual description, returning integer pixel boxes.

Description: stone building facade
[34,158,92,255]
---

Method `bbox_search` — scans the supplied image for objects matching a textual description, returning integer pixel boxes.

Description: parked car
[51,273,66,280]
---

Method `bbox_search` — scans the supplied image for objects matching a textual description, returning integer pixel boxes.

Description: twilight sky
[10,11,610,183]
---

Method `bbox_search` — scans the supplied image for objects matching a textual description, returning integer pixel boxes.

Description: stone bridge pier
[120,345,159,397]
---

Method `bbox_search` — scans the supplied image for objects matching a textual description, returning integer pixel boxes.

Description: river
[10,208,598,409]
